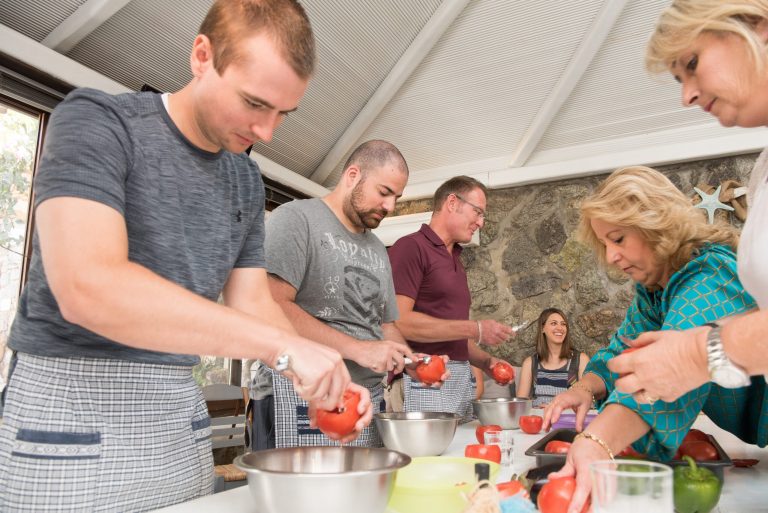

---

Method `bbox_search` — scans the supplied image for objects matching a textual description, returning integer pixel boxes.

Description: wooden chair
[202,384,249,492]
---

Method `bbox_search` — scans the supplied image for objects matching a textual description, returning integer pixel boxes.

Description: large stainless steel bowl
[374,412,460,457]
[472,398,532,429]
[234,446,410,513]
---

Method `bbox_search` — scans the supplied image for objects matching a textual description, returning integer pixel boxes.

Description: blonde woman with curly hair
[542,166,759,512]
[608,1,768,398]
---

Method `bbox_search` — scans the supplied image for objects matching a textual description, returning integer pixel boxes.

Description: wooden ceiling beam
[42,0,134,53]
[309,0,471,184]
[507,0,629,168]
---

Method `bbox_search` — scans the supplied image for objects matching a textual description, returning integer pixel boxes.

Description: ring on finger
[641,392,658,405]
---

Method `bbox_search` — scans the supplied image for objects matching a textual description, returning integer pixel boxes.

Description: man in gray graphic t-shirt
[267,140,440,447]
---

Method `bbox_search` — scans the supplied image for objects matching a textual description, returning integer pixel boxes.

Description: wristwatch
[705,323,750,388]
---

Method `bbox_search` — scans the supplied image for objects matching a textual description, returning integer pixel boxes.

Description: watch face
[712,367,750,388]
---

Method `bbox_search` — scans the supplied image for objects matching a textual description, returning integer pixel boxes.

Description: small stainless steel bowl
[472,398,532,429]
[374,411,460,457]
[234,446,410,513]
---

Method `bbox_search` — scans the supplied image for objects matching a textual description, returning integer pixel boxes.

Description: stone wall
[393,153,758,366]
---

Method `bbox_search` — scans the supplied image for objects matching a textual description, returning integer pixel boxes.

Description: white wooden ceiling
[2,0,767,200]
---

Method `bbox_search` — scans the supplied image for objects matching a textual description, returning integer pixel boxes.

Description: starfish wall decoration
[694,185,734,224]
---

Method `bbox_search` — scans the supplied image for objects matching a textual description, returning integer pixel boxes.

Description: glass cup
[483,429,513,466]
[590,459,673,513]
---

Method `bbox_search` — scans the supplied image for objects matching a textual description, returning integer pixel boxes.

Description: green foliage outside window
[0,106,36,250]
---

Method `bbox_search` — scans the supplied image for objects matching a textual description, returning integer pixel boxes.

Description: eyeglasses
[454,193,486,219]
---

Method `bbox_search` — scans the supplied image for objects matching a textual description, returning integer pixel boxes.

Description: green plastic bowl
[387,456,500,513]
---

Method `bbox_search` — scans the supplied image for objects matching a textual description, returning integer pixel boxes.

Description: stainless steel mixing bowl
[472,398,532,429]
[374,412,460,457]
[234,446,410,513]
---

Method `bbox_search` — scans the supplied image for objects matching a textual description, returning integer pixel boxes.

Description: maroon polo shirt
[388,224,471,361]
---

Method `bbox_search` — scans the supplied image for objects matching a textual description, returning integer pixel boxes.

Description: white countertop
[155,414,768,513]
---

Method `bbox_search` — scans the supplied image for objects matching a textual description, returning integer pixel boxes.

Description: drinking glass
[590,459,673,513]
[483,430,513,466]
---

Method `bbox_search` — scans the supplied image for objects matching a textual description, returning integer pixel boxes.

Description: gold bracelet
[575,431,615,460]
[476,320,483,344]
[569,381,595,404]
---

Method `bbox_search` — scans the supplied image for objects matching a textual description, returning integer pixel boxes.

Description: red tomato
[476,424,503,444]
[491,361,515,385]
[537,477,589,513]
[519,415,543,434]
[678,440,718,461]
[683,428,710,443]
[416,357,446,385]
[544,440,572,454]
[315,390,361,439]
[464,444,502,464]
[497,480,527,499]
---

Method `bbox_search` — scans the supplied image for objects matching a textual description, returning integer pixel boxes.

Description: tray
[524,428,732,480]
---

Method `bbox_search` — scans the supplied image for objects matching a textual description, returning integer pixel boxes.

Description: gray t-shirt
[9,88,266,365]
[265,198,398,386]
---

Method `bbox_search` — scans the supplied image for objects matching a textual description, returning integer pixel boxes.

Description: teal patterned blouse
[585,243,764,460]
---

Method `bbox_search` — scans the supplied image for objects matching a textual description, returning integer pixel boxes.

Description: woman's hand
[542,385,593,432]
[609,327,710,402]
[547,433,611,513]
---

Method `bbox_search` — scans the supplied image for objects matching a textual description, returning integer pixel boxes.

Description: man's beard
[345,182,387,229]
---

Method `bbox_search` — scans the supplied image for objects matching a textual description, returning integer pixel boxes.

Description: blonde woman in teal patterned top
[541,166,760,513]
[608,0,768,418]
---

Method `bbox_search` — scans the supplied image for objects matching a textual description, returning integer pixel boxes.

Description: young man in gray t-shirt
[0,2,366,511]
[267,140,437,447]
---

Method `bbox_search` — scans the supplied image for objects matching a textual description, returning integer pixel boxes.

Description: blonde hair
[577,166,739,278]
[646,0,768,74]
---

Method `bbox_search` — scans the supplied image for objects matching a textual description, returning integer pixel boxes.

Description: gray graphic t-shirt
[265,198,398,387]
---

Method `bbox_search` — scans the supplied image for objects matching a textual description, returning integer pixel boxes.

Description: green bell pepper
[673,455,722,513]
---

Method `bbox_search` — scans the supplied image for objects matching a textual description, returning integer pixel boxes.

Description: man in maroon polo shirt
[388,176,516,419]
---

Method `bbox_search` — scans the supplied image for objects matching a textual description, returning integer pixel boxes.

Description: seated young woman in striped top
[515,308,589,407]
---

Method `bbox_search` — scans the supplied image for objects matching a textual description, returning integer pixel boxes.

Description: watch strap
[705,323,749,388]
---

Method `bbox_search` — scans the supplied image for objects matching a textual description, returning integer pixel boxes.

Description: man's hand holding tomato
[309,383,373,444]
[404,354,450,387]
[479,356,514,386]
